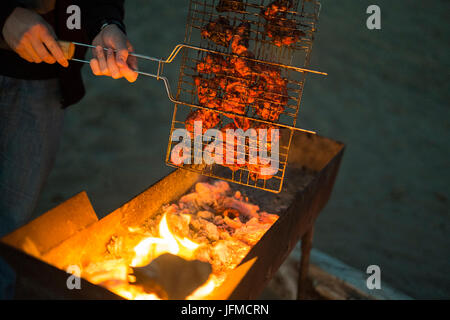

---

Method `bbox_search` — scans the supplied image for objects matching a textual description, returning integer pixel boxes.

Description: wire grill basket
[165,0,323,193]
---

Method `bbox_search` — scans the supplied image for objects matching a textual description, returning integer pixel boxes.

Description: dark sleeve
[0,1,20,34]
[81,0,125,42]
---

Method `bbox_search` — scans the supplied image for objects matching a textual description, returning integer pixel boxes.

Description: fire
[90,213,209,300]
[81,181,278,300]
[128,212,228,299]
[131,213,201,267]
[114,287,161,300]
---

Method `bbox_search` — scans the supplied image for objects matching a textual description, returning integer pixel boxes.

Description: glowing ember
[81,181,278,300]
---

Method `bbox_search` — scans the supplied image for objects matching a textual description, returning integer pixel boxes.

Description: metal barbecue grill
[70,0,325,193]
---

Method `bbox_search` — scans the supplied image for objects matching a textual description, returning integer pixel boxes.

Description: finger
[90,58,101,76]
[127,55,138,72]
[95,46,109,75]
[22,52,34,63]
[16,47,34,63]
[119,43,138,82]
[22,40,42,63]
[119,55,138,82]
[109,35,129,69]
[106,48,121,79]
[118,46,138,82]
[41,31,68,67]
[29,36,56,64]
[126,41,138,71]
[116,48,129,69]
[119,65,138,83]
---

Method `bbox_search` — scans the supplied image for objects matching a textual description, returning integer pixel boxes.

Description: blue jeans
[0,76,64,299]
[0,75,64,237]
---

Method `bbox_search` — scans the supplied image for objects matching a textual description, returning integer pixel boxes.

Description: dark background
[35,0,450,299]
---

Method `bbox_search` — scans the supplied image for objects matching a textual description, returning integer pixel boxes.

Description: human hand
[90,24,138,82]
[2,7,68,67]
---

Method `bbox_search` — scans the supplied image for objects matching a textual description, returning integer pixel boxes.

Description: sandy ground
[35,0,449,299]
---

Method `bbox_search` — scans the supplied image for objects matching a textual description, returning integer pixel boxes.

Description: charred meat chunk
[185,109,221,134]
[194,76,219,105]
[253,65,288,121]
[247,124,280,181]
[255,101,284,122]
[262,0,293,20]
[231,22,251,55]
[262,0,305,47]
[231,116,251,131]
[266,18,305,47]
[201,17,234,47]
[230,53,254,77]
[196,54,233,75]
[216,123,247,172]
[221,92,246,115]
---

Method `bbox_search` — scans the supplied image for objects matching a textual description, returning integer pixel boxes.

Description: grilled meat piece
[185,109,221,134]
[232,116,251,131]
[229,50,255,77]
[224,77,257,104]
[248,151,279,181]
[216,0,245,13]
[221,92,247,115]
[231,22,251,55]
[262,0,293,20]
[253,65,288,121]
[196,54,233,75]
[194,76,219,105]
[266,18,305,47]
[215,123,247,172]
[201,17,234,47]
[247,123,280,181]
[262,0,305,47]
[201,18,251,53]
[255,101,284,121]
[220,77,254,115]
[248,162,278,181]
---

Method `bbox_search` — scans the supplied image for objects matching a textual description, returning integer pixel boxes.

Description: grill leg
[297,226,314,299]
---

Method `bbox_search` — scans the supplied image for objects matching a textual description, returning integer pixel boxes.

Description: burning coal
[81,181,278,300]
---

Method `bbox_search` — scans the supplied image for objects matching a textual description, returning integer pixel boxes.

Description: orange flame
[81,183,278,300]
[131,213,201,267]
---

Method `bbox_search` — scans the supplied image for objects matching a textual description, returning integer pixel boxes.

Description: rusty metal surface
[227,133,344,299]
[297,226,314,299]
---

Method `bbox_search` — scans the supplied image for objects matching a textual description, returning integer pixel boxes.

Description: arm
[0,1,18,34]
